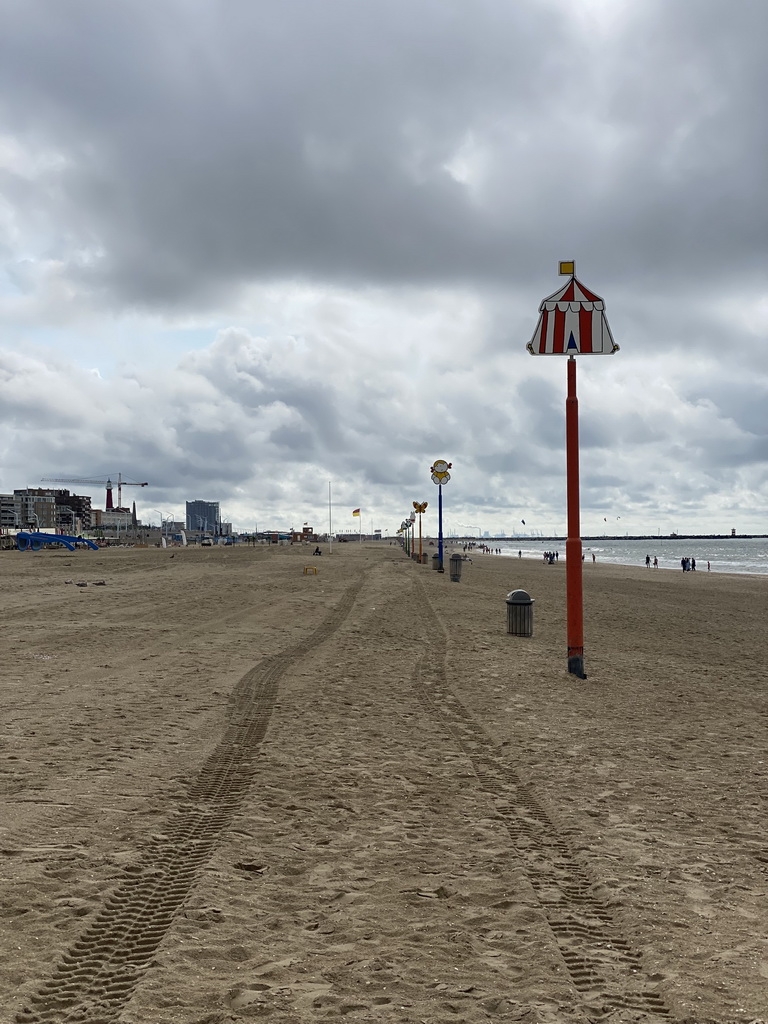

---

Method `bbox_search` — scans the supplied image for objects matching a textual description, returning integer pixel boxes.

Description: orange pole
[565,356,586,678]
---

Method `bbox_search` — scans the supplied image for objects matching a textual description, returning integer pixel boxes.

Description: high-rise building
[0,494,18,529]
[12,489,57,530]
[0,488,92,533]
[186,500,220,534]
[52,489,92,531]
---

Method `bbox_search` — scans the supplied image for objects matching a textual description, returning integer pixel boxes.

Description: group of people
[645,553,711,571]
[543,550,559,563]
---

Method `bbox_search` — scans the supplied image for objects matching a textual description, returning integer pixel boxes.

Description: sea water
[459,537,768,576]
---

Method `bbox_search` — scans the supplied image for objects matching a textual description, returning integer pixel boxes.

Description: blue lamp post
[430,460,451,572]
[400,520,410,556]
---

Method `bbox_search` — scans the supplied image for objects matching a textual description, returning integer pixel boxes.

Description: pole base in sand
[568,654,587,679]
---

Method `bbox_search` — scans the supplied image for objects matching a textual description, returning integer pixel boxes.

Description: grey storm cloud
[1,0,767,311]
[0,0,766,535]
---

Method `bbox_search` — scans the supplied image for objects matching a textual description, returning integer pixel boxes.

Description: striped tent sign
[527,275,618,355]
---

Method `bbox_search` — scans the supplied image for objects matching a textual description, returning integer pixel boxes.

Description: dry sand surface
[1,541,766,1024]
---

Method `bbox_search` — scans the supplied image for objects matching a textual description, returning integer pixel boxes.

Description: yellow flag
[559,261,575,275]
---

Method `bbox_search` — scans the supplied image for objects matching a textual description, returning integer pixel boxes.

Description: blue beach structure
[16,531,98,552]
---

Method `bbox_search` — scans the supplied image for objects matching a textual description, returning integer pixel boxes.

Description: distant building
[291,525,316,543]
[0,494,18,530]
[97,508,132,530]
[0,488,93,533]
[11,489,57,530]
[186,500,220,534]
[52,489,92,532]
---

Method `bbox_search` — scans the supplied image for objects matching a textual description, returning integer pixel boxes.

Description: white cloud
[0,0,766,536]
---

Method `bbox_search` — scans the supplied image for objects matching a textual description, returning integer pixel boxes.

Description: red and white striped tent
[527,275,618,355]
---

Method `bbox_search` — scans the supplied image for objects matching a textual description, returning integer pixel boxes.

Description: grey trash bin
[506,589,534,636]
[432,554,440,571]
[449,552,463,582]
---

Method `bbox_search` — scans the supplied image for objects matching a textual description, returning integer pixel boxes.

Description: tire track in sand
[413,572,672,1022]
[14,575,365,1024]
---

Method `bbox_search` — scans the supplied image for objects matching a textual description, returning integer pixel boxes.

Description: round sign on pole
[430,459,451,574]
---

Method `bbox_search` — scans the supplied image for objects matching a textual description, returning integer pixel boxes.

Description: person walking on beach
[691,557,696,571]
[653,556,658,568]
[645,554,651,567]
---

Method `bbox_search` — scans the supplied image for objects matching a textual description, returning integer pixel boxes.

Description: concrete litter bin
[432,554,440,571]
[449,552,463,582]
[506,589,534,636]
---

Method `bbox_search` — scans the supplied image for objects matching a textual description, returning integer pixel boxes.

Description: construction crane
[40,473,148,510]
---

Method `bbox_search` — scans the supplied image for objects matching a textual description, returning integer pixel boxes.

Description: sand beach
[1,541,766,1024]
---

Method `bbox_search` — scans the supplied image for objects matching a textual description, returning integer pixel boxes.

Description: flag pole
[328,481,333,555]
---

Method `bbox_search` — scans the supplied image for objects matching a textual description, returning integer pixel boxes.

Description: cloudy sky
[1,0,766,537]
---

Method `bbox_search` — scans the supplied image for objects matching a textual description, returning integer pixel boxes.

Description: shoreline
[438,536,768,544]
[441,537,767,577]
[442,544,768,577]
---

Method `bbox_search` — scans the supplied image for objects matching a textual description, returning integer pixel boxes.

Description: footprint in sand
[229,979,335,1011]
[227,982,272,1009]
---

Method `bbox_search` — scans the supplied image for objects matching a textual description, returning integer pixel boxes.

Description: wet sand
[1,541,766,1023]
